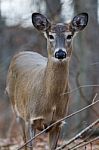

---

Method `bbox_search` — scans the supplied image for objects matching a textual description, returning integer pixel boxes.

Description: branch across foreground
[69,126,99,150]
[56,118,99,149]
[70,136,99,150]
[17,98,99,150]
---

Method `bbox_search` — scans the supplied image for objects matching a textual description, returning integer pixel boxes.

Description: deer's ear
[32,13,51,31]
[71,13,88,32]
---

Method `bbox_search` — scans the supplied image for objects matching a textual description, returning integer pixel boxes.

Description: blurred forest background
[0,0,99,147]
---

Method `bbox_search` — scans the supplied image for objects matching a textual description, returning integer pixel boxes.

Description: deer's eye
[67,35,72,40]
[49,34,54,40]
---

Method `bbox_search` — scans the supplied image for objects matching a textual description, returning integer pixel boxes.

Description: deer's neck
[44,57,69,97]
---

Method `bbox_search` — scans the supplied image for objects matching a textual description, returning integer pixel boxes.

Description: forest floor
[0,134,99,150]
[0,101,99,150]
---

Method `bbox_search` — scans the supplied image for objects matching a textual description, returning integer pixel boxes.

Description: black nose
[55,49,66,59]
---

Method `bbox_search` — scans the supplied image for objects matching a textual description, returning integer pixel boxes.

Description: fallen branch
[70,136,99,150]
[17,98,99,150]
[56,119,99,150]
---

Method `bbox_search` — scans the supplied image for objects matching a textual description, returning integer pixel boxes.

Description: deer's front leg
[27,122,36,150]
[49,124,61,150]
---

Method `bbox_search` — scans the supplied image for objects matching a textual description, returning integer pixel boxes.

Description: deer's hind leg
[18,117,28,150]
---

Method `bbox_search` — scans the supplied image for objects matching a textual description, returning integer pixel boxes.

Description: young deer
[6,12,88,150]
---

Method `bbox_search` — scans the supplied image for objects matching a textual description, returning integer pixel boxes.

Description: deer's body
[6,51,69,126]
[6,12,88,150]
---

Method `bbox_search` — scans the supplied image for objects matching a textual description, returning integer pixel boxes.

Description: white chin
[51,57,70,62]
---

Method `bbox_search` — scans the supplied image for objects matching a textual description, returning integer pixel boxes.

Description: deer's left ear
[71,13,88,32]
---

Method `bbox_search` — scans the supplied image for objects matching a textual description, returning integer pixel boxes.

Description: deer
[6,12,88,150]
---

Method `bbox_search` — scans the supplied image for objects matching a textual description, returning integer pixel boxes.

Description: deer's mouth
[51,56,70,63]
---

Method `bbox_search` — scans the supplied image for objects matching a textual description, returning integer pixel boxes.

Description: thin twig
[61,84,99,96]
[90,61,99,65]
[92,93,98,103]
[56,119,99,150]
[17,99,99,150]
[70,136,99,150]
[75,66,99,117]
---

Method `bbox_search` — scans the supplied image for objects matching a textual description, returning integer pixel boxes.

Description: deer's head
[32,12,88,61]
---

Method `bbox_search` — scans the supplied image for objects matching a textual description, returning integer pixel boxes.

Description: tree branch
[56,119,99,150]
[70,136,99,150]
[69,125,99,150]
[61,84,99,95]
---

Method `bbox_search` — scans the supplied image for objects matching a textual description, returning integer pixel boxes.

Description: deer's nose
[55,49,66,60]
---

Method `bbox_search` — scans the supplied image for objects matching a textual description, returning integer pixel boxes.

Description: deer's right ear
[32,13,51,31]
